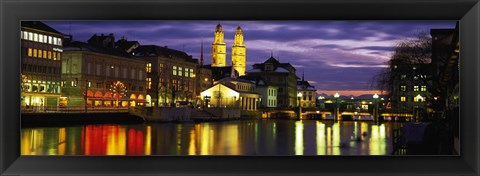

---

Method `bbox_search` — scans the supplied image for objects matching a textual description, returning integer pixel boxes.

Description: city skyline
[43,20,457,96]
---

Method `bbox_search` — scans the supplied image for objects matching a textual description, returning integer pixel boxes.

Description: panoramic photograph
[20,20,459,155]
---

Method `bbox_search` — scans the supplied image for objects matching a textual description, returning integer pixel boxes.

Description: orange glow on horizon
[317,90,388,97]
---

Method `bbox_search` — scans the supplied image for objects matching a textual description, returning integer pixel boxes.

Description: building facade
[297,73,317,108]
[200,77,260,111]
[134,45,197,107]
[239,75,278,108]
[247,57,298,108]
[21,21,64,111]
[61,37,146,108]
[211,24,227,67]
[232,26,246,76]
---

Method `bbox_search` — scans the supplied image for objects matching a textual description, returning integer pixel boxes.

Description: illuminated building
[133,45,197,107]
[21,21,63,111]
[211,23,227,67]
[247,56,298,108]
[297,71,317,108]
[232,26,246,76]
[239,75,278,108]
[61,34,147,108]
[200,77,260,111]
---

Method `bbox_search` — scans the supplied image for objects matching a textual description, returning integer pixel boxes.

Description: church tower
[232,26,246,76]
[212,23,227,67]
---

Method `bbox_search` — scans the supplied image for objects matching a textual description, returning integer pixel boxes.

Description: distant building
[200,77,260,111]
[133,45,197,107]
[61,35,146,108]
[247,56,297,108]
[21,21,64,111]
[297,72,317,108]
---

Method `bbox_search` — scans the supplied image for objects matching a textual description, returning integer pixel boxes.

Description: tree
[371,31,434,117]
[110,81,128,107]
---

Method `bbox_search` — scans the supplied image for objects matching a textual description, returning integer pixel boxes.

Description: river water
[21,120,398,155]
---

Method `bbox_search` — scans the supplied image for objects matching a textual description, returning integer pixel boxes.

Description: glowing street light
[373,93,379,122]
[297,92,303,120]
[333,93,340,121]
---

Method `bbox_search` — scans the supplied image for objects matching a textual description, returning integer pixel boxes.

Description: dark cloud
[43,20,456,91]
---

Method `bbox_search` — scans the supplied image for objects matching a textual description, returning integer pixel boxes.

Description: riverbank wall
[21,112,144,127]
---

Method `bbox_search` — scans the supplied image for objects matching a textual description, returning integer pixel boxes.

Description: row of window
[172,66,195,78]
[85,63,144,81]
[400,74,428,80]
[400,96,425,102]
[267,99,276,107]
[22,64,61,75]
[400,85,427,92]
[66,80,144,92]
[22,81,61,94]
[27,48,62,60]
[268,89,277,96]
[21,31,62,46]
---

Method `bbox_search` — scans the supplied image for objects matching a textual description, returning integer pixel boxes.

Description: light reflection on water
[21,120,395,155]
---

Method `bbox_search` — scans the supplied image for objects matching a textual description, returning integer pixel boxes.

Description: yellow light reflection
[200,124,210,155]
[316,121,326,155]
[326,127,332,155]
[188,128,197,155]
[332,123,340,155]
[369,125,386,155]
[58,128,66,155]
[295,121,304,155]
[144,126,152,155]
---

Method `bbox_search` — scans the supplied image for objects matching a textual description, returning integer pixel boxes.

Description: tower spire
[212,23,226,67]
[302,70,305,81]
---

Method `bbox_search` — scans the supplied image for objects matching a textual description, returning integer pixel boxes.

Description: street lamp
[373,93,379,122]
[334,93,340,121]
[297,92,303,120]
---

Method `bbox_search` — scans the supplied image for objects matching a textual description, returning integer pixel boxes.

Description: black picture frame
[1,0,479,175]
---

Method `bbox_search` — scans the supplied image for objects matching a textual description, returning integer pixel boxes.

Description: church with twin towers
[211,23,246,76]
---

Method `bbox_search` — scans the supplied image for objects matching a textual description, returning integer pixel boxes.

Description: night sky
[43,21,456,96]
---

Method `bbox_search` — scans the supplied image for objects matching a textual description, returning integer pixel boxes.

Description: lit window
[39,34,43,43]
[190,69,194,78]
[23,31,28,40]
[173,66,177,75]
[400,96,406,102]
[43,50,47,58]
[179,67,183,76]
[185,68,189,77]
[58,38,62,46]
[28,32,33,40]
[53,52,57,60]
[48,51,52,59]
[48,36,52,44]
[421,86,427,91]
[146,63,152,73]
[57,52,61,60]
[43,35,47,43]
[88,82,92,88]
[34,33,38,42]
[414,96,424,102]
[33,49,37,57]
[53,37,57,45]
[400,75,406,79]
[146,78,152,89]
[414,86,419,91]
[28,48,32,57]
